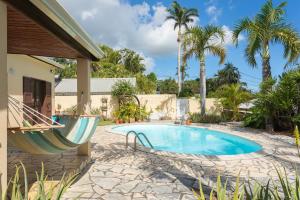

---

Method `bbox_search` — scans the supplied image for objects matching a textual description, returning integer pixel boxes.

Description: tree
[120,49,145,74]
[216,84,252,121]
[53,58,77,78]
[216,62,241,86]
[136,73,157,94]
[166,1,198,93]
[112,80,136,100]
[157,78,178,94]
[183,25,226,115]
[233,0,300,81]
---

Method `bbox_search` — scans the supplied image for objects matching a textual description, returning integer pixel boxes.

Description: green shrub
[111,80,136,97]
[179,87,194,97]
[190,113,225,124]
[243,107,266,129]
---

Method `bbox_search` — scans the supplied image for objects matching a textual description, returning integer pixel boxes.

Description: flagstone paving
[62,123,300,200]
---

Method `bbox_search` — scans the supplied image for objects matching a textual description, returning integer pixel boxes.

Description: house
[8,55,64,128]
[0,0,103,193]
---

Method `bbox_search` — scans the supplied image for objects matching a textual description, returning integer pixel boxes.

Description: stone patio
[60,123,300,200]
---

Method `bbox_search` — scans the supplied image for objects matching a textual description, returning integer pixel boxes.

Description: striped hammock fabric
[8,115,100,154]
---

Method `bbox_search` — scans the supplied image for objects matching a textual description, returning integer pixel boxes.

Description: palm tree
[216,62,241,86]
[166,1,198,93]
[184,26,226,115]
[233,0,300,81]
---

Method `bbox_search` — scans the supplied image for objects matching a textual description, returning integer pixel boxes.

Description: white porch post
[76,58,91,156]
[0,1,7,195]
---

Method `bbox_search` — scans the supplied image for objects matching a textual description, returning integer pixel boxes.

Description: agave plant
[2,162,78,200]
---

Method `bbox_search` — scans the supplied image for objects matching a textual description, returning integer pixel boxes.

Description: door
[23,77,52,124]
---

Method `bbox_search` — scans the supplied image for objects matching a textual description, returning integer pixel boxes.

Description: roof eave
[28,0,103,60]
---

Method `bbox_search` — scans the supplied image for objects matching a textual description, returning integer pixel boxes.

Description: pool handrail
[126,130,154,151]
[137,132,154,149]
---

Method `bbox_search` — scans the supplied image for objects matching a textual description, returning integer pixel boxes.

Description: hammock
[7,96,100,154]
[8,115,100,154]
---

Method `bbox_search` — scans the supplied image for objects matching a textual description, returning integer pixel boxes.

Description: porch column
[0,1,7,195]
[76,58,91,156]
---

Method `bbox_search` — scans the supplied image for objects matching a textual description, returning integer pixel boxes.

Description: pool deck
[61,122,300,200]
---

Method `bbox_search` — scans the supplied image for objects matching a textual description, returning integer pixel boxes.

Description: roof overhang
[4,0,103,61]
[31,56,65,69]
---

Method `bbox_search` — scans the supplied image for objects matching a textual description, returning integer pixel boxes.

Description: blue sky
[59,0,300,91]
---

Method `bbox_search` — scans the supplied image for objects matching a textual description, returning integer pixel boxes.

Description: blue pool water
[112,124,262,155]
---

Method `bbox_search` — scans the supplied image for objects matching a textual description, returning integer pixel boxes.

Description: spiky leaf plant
[2,162,78,200]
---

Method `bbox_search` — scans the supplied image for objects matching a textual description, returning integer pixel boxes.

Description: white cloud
[58,0,200,72]
[57,0,194,56]
[206,5,222,24]
[81,8,98,20]
[140,53,155,73]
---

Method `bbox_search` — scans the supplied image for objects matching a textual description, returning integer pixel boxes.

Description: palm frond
[245,32,261,67]
[206,45,226,65]
[233,18,253,45]
[204,25,225,42]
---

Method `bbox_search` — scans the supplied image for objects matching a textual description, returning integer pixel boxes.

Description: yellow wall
[7,54,55,127]
[188,98,219,114]
[55,94,219,120]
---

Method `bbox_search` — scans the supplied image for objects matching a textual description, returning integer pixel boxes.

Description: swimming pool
[112,124,262,155]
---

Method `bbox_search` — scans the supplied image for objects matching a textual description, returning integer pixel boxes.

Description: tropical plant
[120,48,146,74]
[2,162,78,200]
[179,87,194,97]
[216,63,242,86]
[245,68,300,131]
[216,84,252,121]
[233,0,300,81]
[195,161,300,200]
[136,73,157,94]
[166,1,198,93]
[183,25,226,115]
[189,113,225,124]
[157,78,179,94]
[111,80,136,97]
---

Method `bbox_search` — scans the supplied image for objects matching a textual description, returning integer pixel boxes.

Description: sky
[58,0,300,91]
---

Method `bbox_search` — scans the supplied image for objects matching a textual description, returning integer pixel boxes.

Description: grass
[98,120,115,126]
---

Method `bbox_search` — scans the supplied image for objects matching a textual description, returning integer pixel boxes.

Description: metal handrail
[125,130,154,151]
[137,132,154,149]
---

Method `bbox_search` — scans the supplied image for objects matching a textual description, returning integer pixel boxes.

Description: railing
[125,131,154,151]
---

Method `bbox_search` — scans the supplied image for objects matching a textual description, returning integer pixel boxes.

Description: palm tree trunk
[262,43,271,81]
[177,28,182,94]
[200,55,206,116]
[181,43,187,91]
[181,67,185,90]
[262,42,273,131]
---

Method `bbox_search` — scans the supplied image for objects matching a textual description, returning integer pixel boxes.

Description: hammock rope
[8,96,64,130]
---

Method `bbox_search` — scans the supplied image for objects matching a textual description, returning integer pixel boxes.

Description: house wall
[7,54,55,127]
[55,94,218,120]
